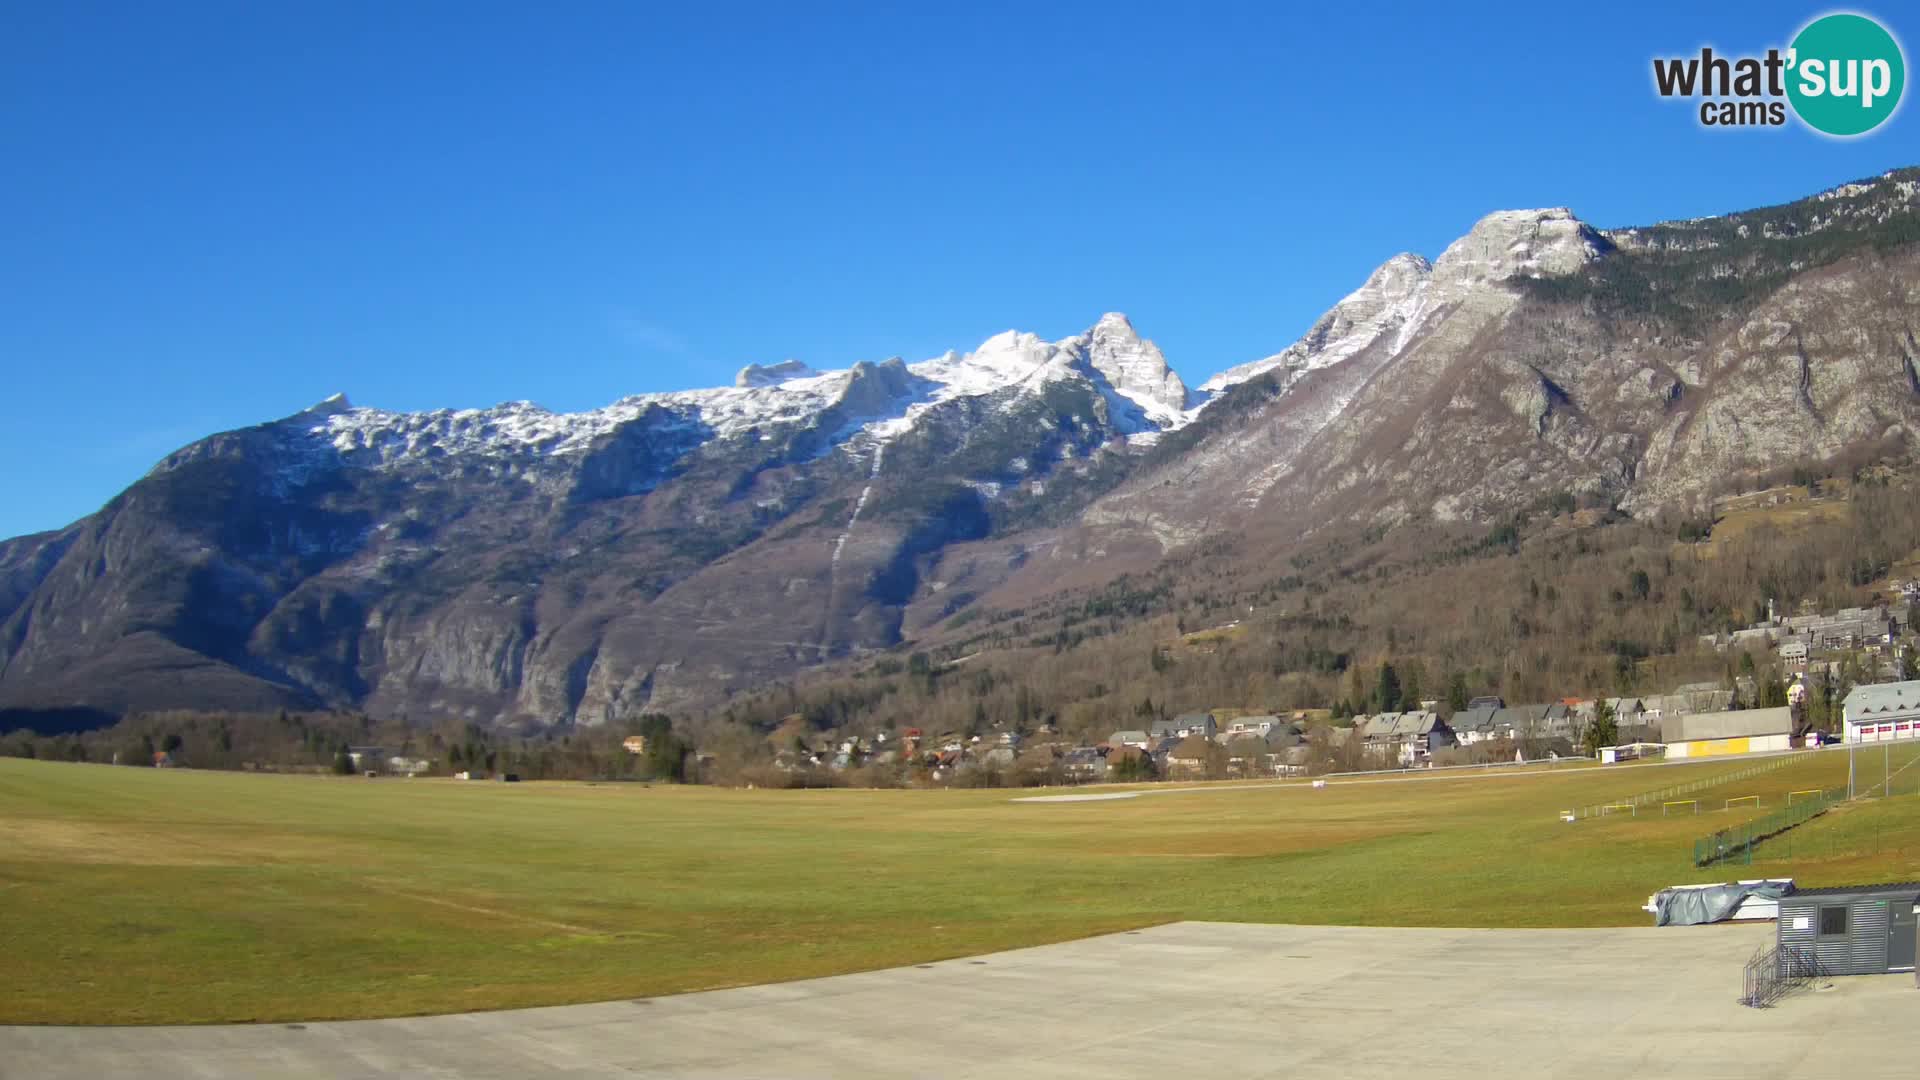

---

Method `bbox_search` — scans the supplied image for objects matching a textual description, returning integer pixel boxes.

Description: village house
[979,745,1017,770]
[1494,703,1577,744]
[1265,722,1305,749]
[1060,746,1106,781]
[1107,729,1151,750]
[1165,735,1220,779]
[1104,744,1152,777]
[1223,714,1285,738]
[1644,683,1735,719]
[1396,710,1454,766]
[1278,744,1313,776]
[1448,706,1505,745]
[621,735,647,755]
[1222,735,1276,776]
[1171,712,1217,739]
[1358,711,1455,767]
[1148,734,1181,760]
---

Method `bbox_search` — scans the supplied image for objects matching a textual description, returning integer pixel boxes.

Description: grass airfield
[2,748,1917,1025]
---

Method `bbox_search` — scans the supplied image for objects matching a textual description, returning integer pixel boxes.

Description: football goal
[1662,799,1699,816]
[1724,795,1760,812]
[1786,789,1822,805]
[1600,802,1636,817]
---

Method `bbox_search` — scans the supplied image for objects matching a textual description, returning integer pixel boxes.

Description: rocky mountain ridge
[4,167,1919,728]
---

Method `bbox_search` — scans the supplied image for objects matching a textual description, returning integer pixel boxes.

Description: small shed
[1776,883,1919,976]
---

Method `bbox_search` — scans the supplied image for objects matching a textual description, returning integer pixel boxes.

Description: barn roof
[1661,706,1792,743]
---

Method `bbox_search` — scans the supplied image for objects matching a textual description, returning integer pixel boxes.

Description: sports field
[3,747,1918,1025]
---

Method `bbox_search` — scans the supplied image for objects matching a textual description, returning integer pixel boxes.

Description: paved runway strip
[1,922,1907,1078]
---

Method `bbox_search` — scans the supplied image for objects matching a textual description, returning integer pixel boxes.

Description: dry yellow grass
[3,748,1916,1025]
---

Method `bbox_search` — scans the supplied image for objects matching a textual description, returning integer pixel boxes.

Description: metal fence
[1740,943,1827,1008]
[1691,787,1841,867]
[1569,753,1802,821]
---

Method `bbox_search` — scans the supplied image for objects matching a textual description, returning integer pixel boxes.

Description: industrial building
[1842,680,1920,743]
[1659,706,1794,759]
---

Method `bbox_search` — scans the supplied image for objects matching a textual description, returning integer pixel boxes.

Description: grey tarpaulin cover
[1652,882,1793,926]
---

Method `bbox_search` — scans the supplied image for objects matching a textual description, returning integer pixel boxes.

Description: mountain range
[5,167,1920,728]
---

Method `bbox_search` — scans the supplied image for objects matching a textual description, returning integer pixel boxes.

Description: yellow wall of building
[1689,737,1751,757]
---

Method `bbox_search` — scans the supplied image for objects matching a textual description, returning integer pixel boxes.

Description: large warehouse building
[1660,706,1794,759]
[1842,680,1920,744]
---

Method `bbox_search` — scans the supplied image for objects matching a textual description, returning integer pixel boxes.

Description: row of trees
[2,708,696,783]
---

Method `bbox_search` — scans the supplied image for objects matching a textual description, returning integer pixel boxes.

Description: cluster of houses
[754,595,1920,786]
[1103,713,1317,778]
[761,668,1920,785]
[1348,697,1672,767]
[766,713,1330,782]
[1700,598,1910,664]
[345,746,434,776]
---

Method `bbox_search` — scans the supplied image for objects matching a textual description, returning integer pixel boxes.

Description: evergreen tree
[1375,663,1402,713]
[1582,699,1618,758]
[1401,664,1423,709]
[1761,674,1788,708]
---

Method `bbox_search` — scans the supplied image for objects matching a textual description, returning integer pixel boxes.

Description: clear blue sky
[3,2,1916,540]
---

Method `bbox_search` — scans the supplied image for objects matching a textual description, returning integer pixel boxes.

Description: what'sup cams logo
[1653,11,1905,136]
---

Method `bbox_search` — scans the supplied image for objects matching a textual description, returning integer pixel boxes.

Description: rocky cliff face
[0,313,1196,724]
[4,168,1919,727]
[1084,172,1920,555]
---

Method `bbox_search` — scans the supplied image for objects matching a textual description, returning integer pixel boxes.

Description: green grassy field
[3,747,1918,1025]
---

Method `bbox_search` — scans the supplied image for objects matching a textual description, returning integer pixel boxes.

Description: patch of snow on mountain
[735,359,819,387]
[1075,313,1190,427]
[287,203,1622,477]
[1431,208,1609,286]
[292,316,1194,471]
[1198,253,1433,396]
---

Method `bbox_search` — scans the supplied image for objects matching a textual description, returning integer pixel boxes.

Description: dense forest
[706,461,1920,750]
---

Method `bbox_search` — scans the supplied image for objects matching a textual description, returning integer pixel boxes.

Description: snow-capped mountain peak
[277,206,1622,479]
[1197,251,1434,395]
[1076,312,1190,424]
[283,314,1206,474]
[734,359,818,388]
[1432,207,1610,286]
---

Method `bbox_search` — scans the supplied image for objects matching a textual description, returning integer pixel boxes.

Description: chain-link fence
[1691,787,1841,867]
[1568,753,1802,821]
